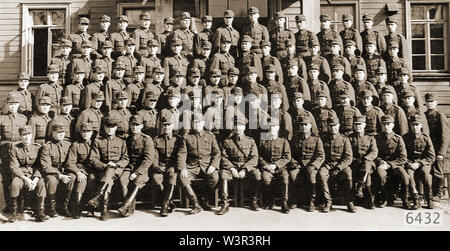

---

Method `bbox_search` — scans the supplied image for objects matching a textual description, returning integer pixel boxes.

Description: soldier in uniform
[117,115,156,217]
[104,61,126,112]
[172,12,195,57]
[152,116,184,216]
[259,118,292,213]
[162,38,190,87]
[290,92,319,135]
[344,40,366,81]
[68,17,91,58]
[280,40,308,81]
[288,115,324,211]
[204,89,226,141]
[65,122,96,219]
[137,91,159,138]
[403,114,436,209]
[91,15,111,59]
[158,17,174,57]
[142,66,165,105]
[262,65,288,111]
[28,96,52,146]
[223,68,240,106]
[75,92,104,137]
[179,113,220,214]
[335,92,361,136]
[270,12,295,60]
[125,65,146,112]
[401,90,430,135]
[360,14,386,57]
[394,68,424,112]
[194,15,213,57]
[363,39,387,85]
[109,91,132,139]
[325,39,352,82]
[284,59,311,108]
[117,38,140,85]
[81,65,105,112]
[184,68,204,106]
[210,35,235,86]
[133,12,155,58]
[68,40,93,84]
[88,115,129,221]
[340,14,363,56]
[50,39,72,86]
[261,42,284,86]
[8,125,48,222]
[47,97,74,141]
[348,116,378,209]
[424,93,450,201]
[312,91,337,136]
[94,41,114,81]
[192,41,212,79]
[110,15,130,57]
[218,116,260,214]
[35,64,63,118]
[328,64,355,108]
[384,16,410,66]
[307,64,332,110]
[64,66,85,117]
[237,35,263,82]
[357,90,385,136]
[213,10,240,58]
[158,89,182,135]
[268,91,293,141]
[242,7,269,55]
[39,123,72,217]
[9,72,33,118]
[142,39,161,84]
[303,40,331,83]
[372,66,397,106]
[380,87,409,136]
[319,117,355,213]
[294,14,318,58]
[385,41,411,84]
[352,65,379,105]
[317,14,343,57]
[374,115,410,209]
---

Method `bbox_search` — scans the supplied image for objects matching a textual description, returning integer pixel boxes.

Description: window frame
[21,2,71,79]
[320,0,360,33]
[407,0,450,74]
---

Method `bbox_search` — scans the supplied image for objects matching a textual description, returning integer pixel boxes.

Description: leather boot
[307,184,316,212]
[250,182,261,211]
[18,192,25,214]
[366,186,375,210]
[355,181,365,199]
[262,184,273,210]
[199,188,213,211]
[35,197,49,222]
[411,193,420,210]
[218,180,229,215]
[402,185,412,210]
[281,184,290,214]
[322,200,332,213]
[47,194,57,218]
[345,180,356,213]
[160,184,175,217]
[72,192,83,219]
[185,185,202,214]
[432,178,442,201]
[100,192,110,221]
[8,197,18,223]
[62,191,71,217]
[88,182,109,209]
[347,202,356,213]
[118,185,140,217]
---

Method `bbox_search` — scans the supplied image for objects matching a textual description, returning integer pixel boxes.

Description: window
[118,1,157,33]
[21,4,70,77]
[320,1,357,33]
[410,3,448,71]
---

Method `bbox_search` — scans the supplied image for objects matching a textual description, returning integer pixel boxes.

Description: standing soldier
[81,65,105,111]
[117,38,140,85]
[284,59,311,107]
[319,117,355,213]
[9,72,33,118]
[194,15,213,57]
[66,122,96,219]
[158,17,174,57]
[344,40,366,80]
[110,15,130,57]
[172,12,195,58]
[142,39,161,84]
[94,41,114,81]
[373,66,397,105]
[262,65,288,111]
[64,66,86,117]
[134,12,155,58]
[109,91,132,140]
[68,16,91,58]
[295,14,318,58]
[159,88,182,135]
[91,15,111,59]
[270,12,295,60]
[50,39,72,86]
[35,64,63,118]
[179,113,220,214]
[218,116,260,215]
[210,35,235,86]
[340,14,363,56]
[75,92,104,137]
[312,91,337,136]
[8,125,48,222]
[88,115,129,221]
[357,90,385,136]
[137,91,159,138]
[259,118,292,213]
[192,41,212,79]
[290,92,319,135]
[39,123,72,217]
[307,64,332,110]
[141,66,165,104]
[117,115,156,217]
[401,90,430,135]
[152,116,184,216]
[268,91,293,140]
[213,10,240,58]
[261,42,284,86]
[325,40,352,82]
[384,16,410,66]
[236,35,263,82]
[374,115,410,209]
[47,97,74,142]
[424,93,450,201]
[28,96,52,146]
[125,66,146,113]
[348,116,378,209]
[280,40,308,81]
[335,92,361,136]
[104,61,126,112]
[162,38,190,87]
[352,65,379,105]
[69,40,93,84]
[360,14,386,57]
[328,64,355,108]
[303,40,331,83]
[289,115,324,211]
[394,69,424,112]
[0,93,28,214]
[380,87,409,136]
[363,39,387,84]
[385,42,411,84]
[204,89,226,142]
[403,114,435,209]
[242,7,269,55]
[317,14,343,57]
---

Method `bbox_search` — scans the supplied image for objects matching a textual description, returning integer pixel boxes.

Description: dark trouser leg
[100,190,110,221]
[432,157,444,199]
[118,183,140,217]
[375,166,388,206]
[318,166,332,212]
[217,178,230,215]
[63,173,77,216]
[288,168,300,208]
[262,170,274,209]
[248,169,261,211]
[45,175,59,217]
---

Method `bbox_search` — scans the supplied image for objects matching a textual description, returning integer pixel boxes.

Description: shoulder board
[373,106,382,111]
[32,142,41,147]
[141,133,149,138]
[340,133,349,139]
[392,133,401,139]
[205,131,215,136]
[373,30,379,34]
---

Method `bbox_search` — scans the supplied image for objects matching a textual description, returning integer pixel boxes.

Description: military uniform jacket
[47,114,74,141]
[75,108,103,133]
[104,78,126,112]
[28,112,51,143]
[264,80,289,111]
[270,28,295,52]
[426,109,450,156]
[312,106,338,135]
[221,134,258,171]
[39,139,71,176]
[125,81,144,109]
[384,32,410,65]
[154,134,185,171]
[64,82,84,109]
[137,108,158,138]
[340,28,363,55]
[69,56,93,81]
[162,54,190,86]
[258,136,291,169]
[271,108,293,141]
[81,81,103,111]
[50,55,72,85]
[236,51,263,80]
[66,139,94,175]
[394,82,425,112]
[181,131,221,173]
[134,27,155,52]
[308,79,332,109]
[9,142,42,178]
[317,29,343,56]
[262,55,284,85]
[91,135,129,170]
[303,55,331,83]
[291,108,319,135]
[142,56,161,78]
[373,82,397,105]
[142,82,165,104]
[117,53,140,78]
[403,106,430,135]
[284,75,311,102]
[172,28,195,55]
[290,132,324,169]
[192,56,211,78]
[280,55,308,80]
[295,29,318,56]
[403,132,435,167]
[158,107,181,135]
[375,132,407,169]
[91,30,110,58]
[213,25,240,50]
[0,113,27,143]
[363,54,386,82]
[68,31,91,56]
[325,54,352,81]
[242,23,270,49]
[158,30,173,56]
[210,52,235,76]
[361,29,386,56]
[346,55,367,76]
[35,81,63,111]
[322,133,353,170]
[348,132,378,162]
[352,80,379,104]
[110,31,130,54]
[380,103,409,136]
[357,105,384,136]
[94,57,114,81]
[386,56,410,83]
[126,133,156,174]
[328,79,356,106]
[335,105,361,132]
[204,106,224,134]
[110,108,132,138]
[194,29,213,56]
[9,89,33,116]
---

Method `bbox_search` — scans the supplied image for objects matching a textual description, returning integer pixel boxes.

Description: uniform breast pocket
[220,61,228,69]
[344,114,353,125]
[304,145,314,155]
[332,144,344,154]
[2,124,11,134]
[181,61,189,70]
[140,37,146,46]
[253,30,263,41]
[36,125,46,135]
[78,148,88,159]
[73,93,81,103]
[387,142,397,154]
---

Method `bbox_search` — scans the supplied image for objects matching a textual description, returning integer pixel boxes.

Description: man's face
[345,45,356,55]
[81,130,93,141]
[38,104,51,114]
[262,46,271,55]
[366,44,376,54]
[81,46,92,56]
[330,124,340,134]
[144,99,157,109]
[247,73,257,83]
[193,120,204,132]
[311,45,320,55]
[141,19,151,28]
[400,74,409,83]
[362,96,372,106]
[21,133,32,145]
[18,79,29,90]
[318,97,327,107]
[180,18,191,29]
[228,74,238,84]
[118,21,128,30]
[126,44,136,54]
[74,72,85,82]
[104,125,117,136]
[331,44,340,55]
[235,124,246,135]
[376,73,387,83]
[168,96,180,108]
[48,72,59,82]
[134,73,145,82]
[164,22,174,31]
[300,123,312,133]
[296,21,306,30]
[100,21,111,31]
[355,71,365,81]
[341,96,350,106]
[234,94,243,104]
[387,23,397,33]
[102,47,113,57]
[269,125,280,137]
[412,122,423,134]
[265,71,276,80]
[174,76,184,86]
[203,21,212,29]
[363,20,373,29]
[172,45,182,54]
[153,72,164,82]
[404,96,415,107]
[61,104,72,114]
[92,100,103,109]
[343,20,353,28]
[61,46,72,56]
[275,17,285,28]
[79,23,89,32]
[388,47,399,57]
[287,45,295,55]
[426,100,437,110]
[382,122,395,133]
[53,131,66,141]
[249,13,259,22]
[118,98,128,108]
[224,17,233,26]
[114,69,125,78]
[201,48,211,57]
[189,75,200,85]
[320,20,331,29]
[162,123,174,134]
[8,102,19,113]
[209,75,221,86]
[249,98,260,109]
[150,45,158,55]
[382,93,394,103]
[220,41,231,52]
[130,123,143,134]
[271,97,282,109]
[332,69,343,79]
[93,72,105,82]
[288,65,298,76]
[241,41,252,51]
[293,98,304,109]
[308,69,319,80]
[212,95,223,107]
[354,122,366,133]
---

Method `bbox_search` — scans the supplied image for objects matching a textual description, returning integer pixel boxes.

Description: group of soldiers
[0,7,448,224]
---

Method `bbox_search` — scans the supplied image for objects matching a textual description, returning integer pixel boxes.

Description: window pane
[32,11,48,25]
[411,5,425,20]
[430,24,444,38]
[431,55,445,70]
[412,40,426,54]
[413,56,426,70]
[412,24,425,38]
[51,10,65,26]
[429,5,446,20]
[431,40,444,54]
[51,29,65,58]
[33,28,48,76]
